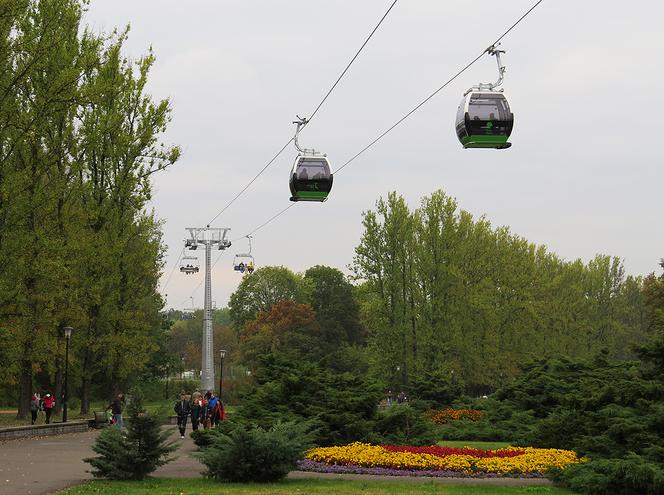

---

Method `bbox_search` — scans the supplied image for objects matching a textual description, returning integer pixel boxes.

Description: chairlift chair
[233,236,255,274]
[180,256,199,275]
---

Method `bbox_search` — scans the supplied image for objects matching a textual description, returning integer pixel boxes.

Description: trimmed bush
[197,421,313,483]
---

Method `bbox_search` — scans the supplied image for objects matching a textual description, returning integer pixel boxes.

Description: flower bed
[302,442,583,477]
[429,408,482,424]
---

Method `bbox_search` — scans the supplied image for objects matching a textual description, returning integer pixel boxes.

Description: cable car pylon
[183,226,231,392]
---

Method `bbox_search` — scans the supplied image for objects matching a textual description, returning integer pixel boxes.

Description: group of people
[29,392,56,425]
[175,390,225,438]
[234,261,255,274]
[384,390,408,407]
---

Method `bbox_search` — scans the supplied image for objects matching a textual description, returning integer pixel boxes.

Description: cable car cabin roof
[455,91,513,149]
[289,155,333,202]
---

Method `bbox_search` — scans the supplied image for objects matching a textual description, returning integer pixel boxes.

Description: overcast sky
[83,1,664,310]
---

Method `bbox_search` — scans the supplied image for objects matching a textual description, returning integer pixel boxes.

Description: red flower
[382,445,526,458]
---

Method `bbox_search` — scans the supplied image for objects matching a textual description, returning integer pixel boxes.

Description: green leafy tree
[352,190,650,396]
[0,0,179,416]
[229,266,310,331]
[304,265,365,346]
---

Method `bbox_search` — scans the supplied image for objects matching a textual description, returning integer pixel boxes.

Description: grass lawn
[0,407,101,428]
[0,400,176,428]
[61,478,578,495]
[437,440,513,450]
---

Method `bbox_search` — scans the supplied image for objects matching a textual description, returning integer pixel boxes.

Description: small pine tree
[84,389,176,480]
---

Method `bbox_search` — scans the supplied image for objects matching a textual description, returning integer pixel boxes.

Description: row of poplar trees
[0,0,179,417]
[353,191,649,394]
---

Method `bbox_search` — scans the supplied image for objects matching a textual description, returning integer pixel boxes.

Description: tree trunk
[80,304,99,415]
[54,331,63,415]
[17,360,32,420]
[80,348,91,415]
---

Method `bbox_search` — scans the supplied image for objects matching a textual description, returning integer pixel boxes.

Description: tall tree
[0,0,179,416]
[352,190,650,395]
[229,266,311,331]
[304,265,365,346]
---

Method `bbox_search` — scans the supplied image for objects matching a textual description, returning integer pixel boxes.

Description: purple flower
[295,460,544,479]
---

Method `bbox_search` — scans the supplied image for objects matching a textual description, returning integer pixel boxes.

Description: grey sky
[83,1,664,310]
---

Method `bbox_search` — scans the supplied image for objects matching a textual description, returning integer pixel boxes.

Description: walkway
[0,427,204,495]
[0,427,550,494]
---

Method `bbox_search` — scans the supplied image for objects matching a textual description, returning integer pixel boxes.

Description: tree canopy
[0,0,179,415]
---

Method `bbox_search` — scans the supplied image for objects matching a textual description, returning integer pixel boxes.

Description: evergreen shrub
[436,398,535,443]
[84,389,175,480]
[236,355,381,445]
[549,454,664,495]
[197,421,314,483]
[191,428,221,449]
[190,421,238,448]
[367,404,438,446]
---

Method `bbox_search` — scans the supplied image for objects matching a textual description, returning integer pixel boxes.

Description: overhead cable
[233,0,546,239]
[161,247,184,293]
[205,0,399,226]
[170,0,544,303]
[334,0,544,174]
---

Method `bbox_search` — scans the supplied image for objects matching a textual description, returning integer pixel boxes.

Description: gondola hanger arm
[293,115,315,154]
[465,44,507,95]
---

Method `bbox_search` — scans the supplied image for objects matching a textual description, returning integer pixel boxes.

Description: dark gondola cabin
[289,155,333,202]
[455,91,513,149]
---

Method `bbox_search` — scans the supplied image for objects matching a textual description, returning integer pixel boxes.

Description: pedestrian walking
[191,393,203,431]
[201,392,213,429]
[212,396,225,426]
[207,392,218,425]
[174,392,192,438]
[30,393,41,425]
[106,393,125,430]
[42,393,55,424]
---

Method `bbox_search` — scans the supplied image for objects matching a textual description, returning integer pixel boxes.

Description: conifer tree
[85,389,175,480]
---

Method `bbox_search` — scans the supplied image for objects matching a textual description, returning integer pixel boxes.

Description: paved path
[0,426,205,495]
[0,427,551,494]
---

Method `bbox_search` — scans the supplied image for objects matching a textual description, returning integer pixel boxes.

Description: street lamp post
[62,327,73,423]
[219,349,226,401]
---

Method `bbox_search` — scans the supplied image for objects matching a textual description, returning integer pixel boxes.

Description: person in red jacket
[42,393,55,424]
[213,399,225,426]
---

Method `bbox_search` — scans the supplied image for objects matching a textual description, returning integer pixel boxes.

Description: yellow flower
[305,443,584,474]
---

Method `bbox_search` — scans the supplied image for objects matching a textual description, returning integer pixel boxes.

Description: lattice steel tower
[184,227,231,392]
